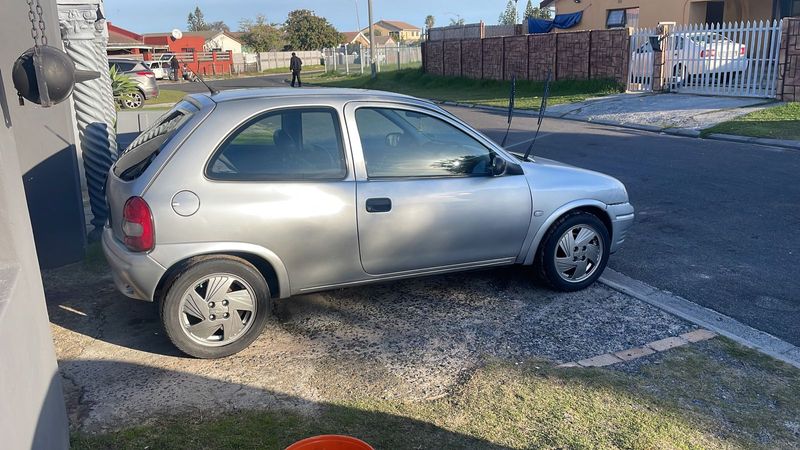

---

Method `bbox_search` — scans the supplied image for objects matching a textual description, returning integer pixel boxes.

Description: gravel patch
[46,264,694,431]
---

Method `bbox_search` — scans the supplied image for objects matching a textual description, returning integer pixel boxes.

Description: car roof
[192,87,429,106]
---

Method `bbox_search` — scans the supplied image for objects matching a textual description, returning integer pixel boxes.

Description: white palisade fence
[628,20,783,98]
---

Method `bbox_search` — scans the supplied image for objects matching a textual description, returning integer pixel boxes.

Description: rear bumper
[139,79,160,99]
[102,227,166,301]
[608,202,635,254]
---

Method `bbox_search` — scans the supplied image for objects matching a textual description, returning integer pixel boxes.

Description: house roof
[341,31,368,44]
[377,20,420,31]
[373,35,396,46]
[107,22,153,49]
[142,30,242,44]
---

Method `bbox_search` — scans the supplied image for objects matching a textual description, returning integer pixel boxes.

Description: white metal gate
[628,27,656,92]
[628,20,783,98]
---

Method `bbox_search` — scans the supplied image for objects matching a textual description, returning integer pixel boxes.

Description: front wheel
[160,256,272,358]
[536,211,610,292]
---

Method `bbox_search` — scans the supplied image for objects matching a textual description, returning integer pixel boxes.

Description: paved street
[153,77,799,346]
[445,105,799,346]
[162,72,290,93]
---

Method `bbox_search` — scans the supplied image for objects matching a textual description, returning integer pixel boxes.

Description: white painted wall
[204,33,242,53]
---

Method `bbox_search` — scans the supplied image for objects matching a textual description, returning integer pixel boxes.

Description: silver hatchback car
[103,88,634,358]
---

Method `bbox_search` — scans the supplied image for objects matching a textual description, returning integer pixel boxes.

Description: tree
[498,0,519,25]
[523,0,552,20]
[284,9,342,50]
[425,15,435,30]
[187,6,208,31]
[239,15,282,52]
[449,16,465,26]
[208,20,230,32]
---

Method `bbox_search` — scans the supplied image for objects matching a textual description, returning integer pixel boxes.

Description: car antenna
[500,74,516,147]
[177,56,218,96]
[523,69,552,161]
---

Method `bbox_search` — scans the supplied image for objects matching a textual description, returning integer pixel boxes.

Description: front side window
[354,107,494,178]
[208,108,346,180]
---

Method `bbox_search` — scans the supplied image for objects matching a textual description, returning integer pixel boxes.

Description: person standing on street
[170,55,180,82]
[290,52,302,87]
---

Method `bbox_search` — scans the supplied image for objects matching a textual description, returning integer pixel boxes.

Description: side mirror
[490,154,507,176]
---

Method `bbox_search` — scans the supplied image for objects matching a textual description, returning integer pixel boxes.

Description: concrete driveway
[545,92,773,132]
[46,259,694,432]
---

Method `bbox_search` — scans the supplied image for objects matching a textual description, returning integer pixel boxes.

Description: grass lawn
[145,89,186,106]
[308,69,624,110]
[71,338,800,450]
[258,64,324,75]
[703,102,800,140]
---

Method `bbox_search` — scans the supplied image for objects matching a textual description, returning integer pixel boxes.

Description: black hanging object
[501,75,516,147]
[12,45,100,106]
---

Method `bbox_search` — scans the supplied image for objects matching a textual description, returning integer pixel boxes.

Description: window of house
[207,108,346,181]
[354,107,494,178]
[607,7,640,29]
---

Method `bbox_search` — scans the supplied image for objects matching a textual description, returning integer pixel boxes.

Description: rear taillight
[700,49,716,58]
[136,71,155,77]
[740,46,746,56]
[122,196,154,252]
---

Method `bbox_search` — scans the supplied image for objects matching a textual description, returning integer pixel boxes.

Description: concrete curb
[437,101,800,151]
[599,268,800,369]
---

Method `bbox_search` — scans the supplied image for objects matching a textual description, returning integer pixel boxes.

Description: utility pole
[367,0,376,78]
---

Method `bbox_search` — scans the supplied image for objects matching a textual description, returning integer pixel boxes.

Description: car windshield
[113,100,196,180]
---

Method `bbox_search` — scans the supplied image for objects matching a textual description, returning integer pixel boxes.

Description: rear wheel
[160,256,272,358]
[121,90,144,109]
[536,211,610,292]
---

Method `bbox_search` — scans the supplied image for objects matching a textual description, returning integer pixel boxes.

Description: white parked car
[630,32,749,84]
[144,60,170,80]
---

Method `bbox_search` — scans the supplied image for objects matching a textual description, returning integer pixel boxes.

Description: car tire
[536,211,611,292]
[160,256,272,359]
[122,90,145,109]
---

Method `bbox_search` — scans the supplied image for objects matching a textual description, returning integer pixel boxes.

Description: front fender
[518,199,610,265]
[149,241,292,299]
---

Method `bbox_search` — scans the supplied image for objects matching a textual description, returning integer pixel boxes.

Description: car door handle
[366,197,392,213]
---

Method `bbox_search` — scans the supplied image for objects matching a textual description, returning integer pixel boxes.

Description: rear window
[113,101,196,181]
[110,61,136,72]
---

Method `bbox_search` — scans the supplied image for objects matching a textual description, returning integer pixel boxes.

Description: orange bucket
[285,435,374,450]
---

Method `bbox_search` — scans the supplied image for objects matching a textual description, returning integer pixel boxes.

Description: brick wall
[461,39,482,79]
[423,28,629,84]
[556,31,590,80]
[482,37,504,81]
[443,40,462,77]
[503,36,528,80]
[778,18,800,102]
[590,28,630,84]
[528,34,556,81]
[425,41,444,76]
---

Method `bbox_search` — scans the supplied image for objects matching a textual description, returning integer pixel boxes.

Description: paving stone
[680,329,718,343]
[647,336,689,352]
[556,362,580,368]
[577,353,623,367]
[613,346,656,361]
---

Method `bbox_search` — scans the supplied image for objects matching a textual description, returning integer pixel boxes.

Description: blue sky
[105,0,515,33]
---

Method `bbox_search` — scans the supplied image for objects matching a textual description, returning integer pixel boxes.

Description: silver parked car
[102,88,634,358]
[108,58,159,109]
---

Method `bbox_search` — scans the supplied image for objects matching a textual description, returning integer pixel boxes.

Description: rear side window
[207,107,346,181]
[110,61,136,72]
[113,102,196,181]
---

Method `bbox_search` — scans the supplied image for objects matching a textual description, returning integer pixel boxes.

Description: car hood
[522,156,630,205]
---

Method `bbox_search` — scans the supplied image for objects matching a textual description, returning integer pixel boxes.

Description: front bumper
[607,202,635,253]
[102,227,166,301]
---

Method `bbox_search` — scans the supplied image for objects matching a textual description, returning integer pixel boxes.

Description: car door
[344,102,532,275]
[200,105,361,290]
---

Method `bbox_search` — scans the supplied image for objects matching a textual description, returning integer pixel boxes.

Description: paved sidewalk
[544,92,773,133]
